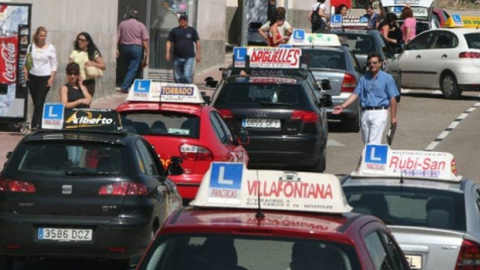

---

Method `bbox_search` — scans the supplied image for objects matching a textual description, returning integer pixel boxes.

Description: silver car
[341,145,480,270]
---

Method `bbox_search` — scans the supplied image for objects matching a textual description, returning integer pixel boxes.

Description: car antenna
[399,169,404,184]
[255,170,265,221]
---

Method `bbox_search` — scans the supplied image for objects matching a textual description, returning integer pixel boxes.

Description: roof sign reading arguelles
[352,144,461,181]
[190,162,352,214]
[288,29,342,46]
[233,47,302,69]
[126,80,205,104]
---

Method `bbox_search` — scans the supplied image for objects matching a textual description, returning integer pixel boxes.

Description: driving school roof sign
[126,80,204,103]
[381,0,434,7]
[233,47,302,69]
[191,162,352,214]
[288,30,341,47]
[351,144,461,181]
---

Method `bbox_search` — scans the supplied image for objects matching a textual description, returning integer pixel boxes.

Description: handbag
[85,66,103,79]
[25,44,33,71]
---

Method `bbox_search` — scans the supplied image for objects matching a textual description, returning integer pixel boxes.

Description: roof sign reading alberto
[126,80,205,103]
[190,162,352,214]
[288,29,342,46]
[351,144,461,181]
[41,104,122,132]
[232,47,302,69]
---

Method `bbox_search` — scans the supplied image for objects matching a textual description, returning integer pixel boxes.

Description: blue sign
[393,6,403,13]
[452,14,462,24]
[292,29,305,41]
[43,103,64,120]
[331,15,343,24]
[279,44,292,48]
[359,16,369,23]
[133,80,151,93]
[210,163,243,189]
[233,47,247,62]
[365,145,388,164]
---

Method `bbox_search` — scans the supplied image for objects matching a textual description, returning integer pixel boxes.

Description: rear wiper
[260,102,293,106]
[66,171,116,176]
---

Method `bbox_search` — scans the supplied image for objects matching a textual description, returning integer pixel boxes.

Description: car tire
[440,72,462,99]
[343,113,360,133]
[0,255,13,270]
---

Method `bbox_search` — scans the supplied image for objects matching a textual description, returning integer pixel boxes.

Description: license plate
[405,254,422,269]
[242,118,281,128]
[38,228,93,242]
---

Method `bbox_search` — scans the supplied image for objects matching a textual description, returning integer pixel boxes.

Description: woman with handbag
[23,26,58,129]
[69,32,105,97]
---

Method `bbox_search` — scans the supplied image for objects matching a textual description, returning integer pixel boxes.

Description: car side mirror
[205,76,218,88]
[237,128,250,145]
[320,94,333,107]
[201,91,211,104]
[6,151,12,159]
[167,156,184,175]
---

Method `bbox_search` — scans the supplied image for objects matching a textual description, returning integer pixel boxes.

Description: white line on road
[327,139,345,147]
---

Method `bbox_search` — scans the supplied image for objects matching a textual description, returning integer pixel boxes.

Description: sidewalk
[0,52,233,167]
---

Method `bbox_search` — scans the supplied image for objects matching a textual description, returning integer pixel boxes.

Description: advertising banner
[0,3,31,122]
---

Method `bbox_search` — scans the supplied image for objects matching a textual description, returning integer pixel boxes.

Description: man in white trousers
[332,52,398,144]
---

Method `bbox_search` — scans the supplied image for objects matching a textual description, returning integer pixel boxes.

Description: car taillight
[218,109,233,118]
[291,110,318,123]
[341,74,357,93]
[459,52,480,58]
[98,182,148,196]
[456,239,480,269]
[451,159,458,175]
[180,144,213,161]
[0,179,36,193]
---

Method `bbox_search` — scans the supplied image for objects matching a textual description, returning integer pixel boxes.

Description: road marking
[327,139,345,147]
[425,97,480,151]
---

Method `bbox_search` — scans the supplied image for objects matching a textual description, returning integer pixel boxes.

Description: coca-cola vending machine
[0,3,31,126]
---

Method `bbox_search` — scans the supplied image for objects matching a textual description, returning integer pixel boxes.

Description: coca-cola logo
[1,41,16,83]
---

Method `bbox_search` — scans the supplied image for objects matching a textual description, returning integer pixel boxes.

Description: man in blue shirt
[333,52,399,144]
[362,4,379,29]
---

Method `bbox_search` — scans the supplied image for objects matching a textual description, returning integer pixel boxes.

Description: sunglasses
[77,38,87,42]
[67,73,79,76]
[368,61,379,65]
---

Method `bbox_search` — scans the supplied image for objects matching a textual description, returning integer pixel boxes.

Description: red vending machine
[0,3,32,130]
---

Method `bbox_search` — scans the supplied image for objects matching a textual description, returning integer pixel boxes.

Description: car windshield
[336,33,376,55]
[139,234,361,270]
[216,84,306,108]
[465,33,480,49]
[7,141,125,176]
[344,186,466,231]
[301,49,346,70]
[122,112,200,138]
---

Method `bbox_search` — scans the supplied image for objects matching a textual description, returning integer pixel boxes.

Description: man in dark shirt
[166,14,201,84]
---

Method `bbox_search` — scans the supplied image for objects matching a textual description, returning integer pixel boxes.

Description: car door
[398,31,435,88]
[210,111,246,162]
[364,228,409,270]
[427,31,458,89]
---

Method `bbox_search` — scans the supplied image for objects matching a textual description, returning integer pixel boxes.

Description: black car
[0,108,183,269]
[210,69,332,172]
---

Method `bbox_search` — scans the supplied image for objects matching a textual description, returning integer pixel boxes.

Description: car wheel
[343,113,360,133]
[0,255,13,270]
[440,72,462,99]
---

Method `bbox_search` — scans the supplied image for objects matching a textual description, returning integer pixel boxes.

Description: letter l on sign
[48,106,58,118]
[370,148,382,161]
[218,166,233,185]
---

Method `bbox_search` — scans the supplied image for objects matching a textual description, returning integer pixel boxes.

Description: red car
[433,8,450,27]
[134,162,411,270]
[116,81,248,204]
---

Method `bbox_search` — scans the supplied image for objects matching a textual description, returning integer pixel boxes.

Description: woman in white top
[69,32,105,97]
[308,0,328,33]
[24,26,57,129]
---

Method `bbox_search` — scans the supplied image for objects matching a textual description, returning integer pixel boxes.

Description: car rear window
[121,112,200,138]
[7,142,125,176]
[216,84,307,108]
[142,234,361,270]
[336,34,376,55]
[465,33,480,49]
[301,49,346,70]
[344,186,466,231]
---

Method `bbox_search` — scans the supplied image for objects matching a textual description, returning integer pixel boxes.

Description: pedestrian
[332,53,399,144]
[268,13,289,47]
[267,0,277,23]
[258,7,292,45]
[308,0,328,33]
[379,13,403,52]
[116,9,150,93]
[23,26,58,129]
[335,4,348,16]
[166,14,201,84]
[401,6,416,45]
[69,32,105,97]
[361,4,379,29]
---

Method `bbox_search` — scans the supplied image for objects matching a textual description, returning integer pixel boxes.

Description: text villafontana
[247,180,333,199]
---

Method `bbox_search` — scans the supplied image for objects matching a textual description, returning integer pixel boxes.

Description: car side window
[432,31,457,49]
[379,232,408,270]
[365,231,396,270]
[212,112,235,144]
[210,112,228,144]
[475,188,480,219]
[406,32,434,50]
[135,140,159,176]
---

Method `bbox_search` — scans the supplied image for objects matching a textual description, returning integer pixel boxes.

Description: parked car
[135,160,411,270]
[116,81,248,204]
[0,107,183,269]
[342,144,480,270]
[433,8,451,27]
[381,0,440,34]
[397,28,480,98]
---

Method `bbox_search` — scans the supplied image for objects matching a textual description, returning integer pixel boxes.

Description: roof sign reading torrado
[126,80,205,104]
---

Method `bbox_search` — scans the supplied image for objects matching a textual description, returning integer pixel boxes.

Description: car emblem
[254,112,268,117]
[62,185,72,194]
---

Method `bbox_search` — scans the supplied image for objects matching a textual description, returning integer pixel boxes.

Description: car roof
[116,102,204,116]
[21,130,131,145]
[343,175,469,191]
[424,28,480,34]
[224,75,303,84]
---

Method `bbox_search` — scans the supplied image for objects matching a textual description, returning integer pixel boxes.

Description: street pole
[241,0,249,46]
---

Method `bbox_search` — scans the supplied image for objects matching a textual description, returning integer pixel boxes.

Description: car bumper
[169,174,203,200]
[326,93,360,119]
[0,214,153,260]
[456,66,480,90]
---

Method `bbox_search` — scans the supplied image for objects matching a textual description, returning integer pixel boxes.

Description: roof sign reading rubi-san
[232,47,302,69]
[351,144,461,181]
[126,80,205,103]
[190,162,352,214]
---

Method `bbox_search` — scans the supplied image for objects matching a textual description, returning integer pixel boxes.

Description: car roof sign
[444,15,480,28]
[190,162,352,214]
[351,144,461,182]
[329,16,370,30]
[126,80,205,104]
[288,30,341,47]
[42,103,65,130]
[381,0,434,8]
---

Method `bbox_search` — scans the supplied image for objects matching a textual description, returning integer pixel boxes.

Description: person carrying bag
[309,0,327,33]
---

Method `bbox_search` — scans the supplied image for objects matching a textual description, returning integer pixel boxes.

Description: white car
[398,28,480,98]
